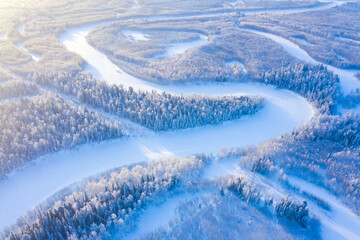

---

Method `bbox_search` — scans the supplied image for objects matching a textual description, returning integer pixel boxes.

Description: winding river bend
[1,1,360,238]
[0,22,315,234]
[242,28,360,94]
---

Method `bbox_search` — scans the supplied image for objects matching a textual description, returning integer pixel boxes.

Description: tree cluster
[142,193,318,240]
[4,155,210,240]
[342,88,360,109]
[261,63,340,113]
[241,112,360,215]
[0,93,124,177]
[0,79,39,100]
[241,2,360,69]
[32,71,265,131]
[275,196,309,227]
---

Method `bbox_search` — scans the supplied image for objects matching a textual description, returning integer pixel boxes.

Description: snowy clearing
[229,0,244,7]
[153,34,208,59]
[17,24,24,34]
[122,29,150,42]
[288,176,360,240]
[225,60,248,74]
[123,192,208,239]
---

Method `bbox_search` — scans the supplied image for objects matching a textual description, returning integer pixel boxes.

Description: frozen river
[1,1,359,238]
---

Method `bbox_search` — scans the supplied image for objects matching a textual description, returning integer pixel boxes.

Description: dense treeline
[32,71,265,131]
[0,93,124,177]
[142,193,318,240]
[87,18,298,83]
[275,196,309,227]
[0,79,39,100]
[4,155,210,240]
[227,176,274,206]
[261,63,340,113]
[142,174,317,240]
[0,70,16,82]
[342,88,360,108]
[227,176,311,228]
[295,113,360,147]
[4,153,319,240]
[241,2,360,69]
[241,112,360,214]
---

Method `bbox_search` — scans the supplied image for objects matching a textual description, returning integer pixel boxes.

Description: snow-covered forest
[1,0,360,239]
[3,153,323,240]
[261,63,340,112]
[0,80,39,100]
[343,89,360,108]
[0,93,124,177]
[3,155,210,239]
[32,72,265,131]
[240,2,360,69]
[236,112,360,214]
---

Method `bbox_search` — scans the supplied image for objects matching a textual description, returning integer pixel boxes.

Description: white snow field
[17,24,24,34]
[123,192,208,239]
[154,34,208,59]
[122,29,150,42]
[1,0,359,238]
[225,60,248,74]
[228,0,244,7]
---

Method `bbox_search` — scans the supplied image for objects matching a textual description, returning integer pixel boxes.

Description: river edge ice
[1,1,360,238]
[0,20,315,234]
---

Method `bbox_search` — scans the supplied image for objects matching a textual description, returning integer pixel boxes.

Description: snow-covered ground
[242,0,345,16]
[288,177,360,240]
[17,24,24,34]
[336,36,360,45]
[0,79,315,231]
[242,28,360,94]
[338,104,360,115]
[131,0,140,9]
[204,157,360,240]
[0,17,317,232]
[225,60,248,74]
[292,37,315,47]
[15,42,41,62]
[123,192,208,239]
[122,29,150,42]
[228,0,244,7]
[1,0,359,236]
[153,34,208,59]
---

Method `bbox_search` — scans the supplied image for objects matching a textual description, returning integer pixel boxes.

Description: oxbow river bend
[1,1,360,239]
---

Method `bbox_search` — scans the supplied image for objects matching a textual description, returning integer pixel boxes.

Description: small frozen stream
[0,22,315,232]
[242,28,360,94]
[15,42,41,62]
